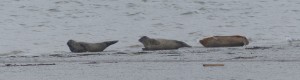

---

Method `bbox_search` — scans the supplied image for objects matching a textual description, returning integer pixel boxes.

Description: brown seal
[200,35,249,47]
[139,36,191,50]
[67,40,118,53]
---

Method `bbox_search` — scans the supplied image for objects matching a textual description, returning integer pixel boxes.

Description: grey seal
[200,35,249,47]
[67,40,118,53]
[139,36,191,50]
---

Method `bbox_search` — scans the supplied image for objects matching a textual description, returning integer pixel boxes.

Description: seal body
[200,35,249,47]
[139,36,191,50]
[67,40,118,53]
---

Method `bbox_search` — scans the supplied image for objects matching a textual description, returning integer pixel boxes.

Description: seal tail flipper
[104,40,119,46]
[176,41,192,47]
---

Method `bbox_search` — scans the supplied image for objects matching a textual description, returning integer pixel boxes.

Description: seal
[67,40,118,53]
[200,35,249,47]
[139,36,191,50]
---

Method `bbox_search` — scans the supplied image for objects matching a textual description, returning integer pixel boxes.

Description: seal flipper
[104,40,119,46]
[175,41,191,47]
